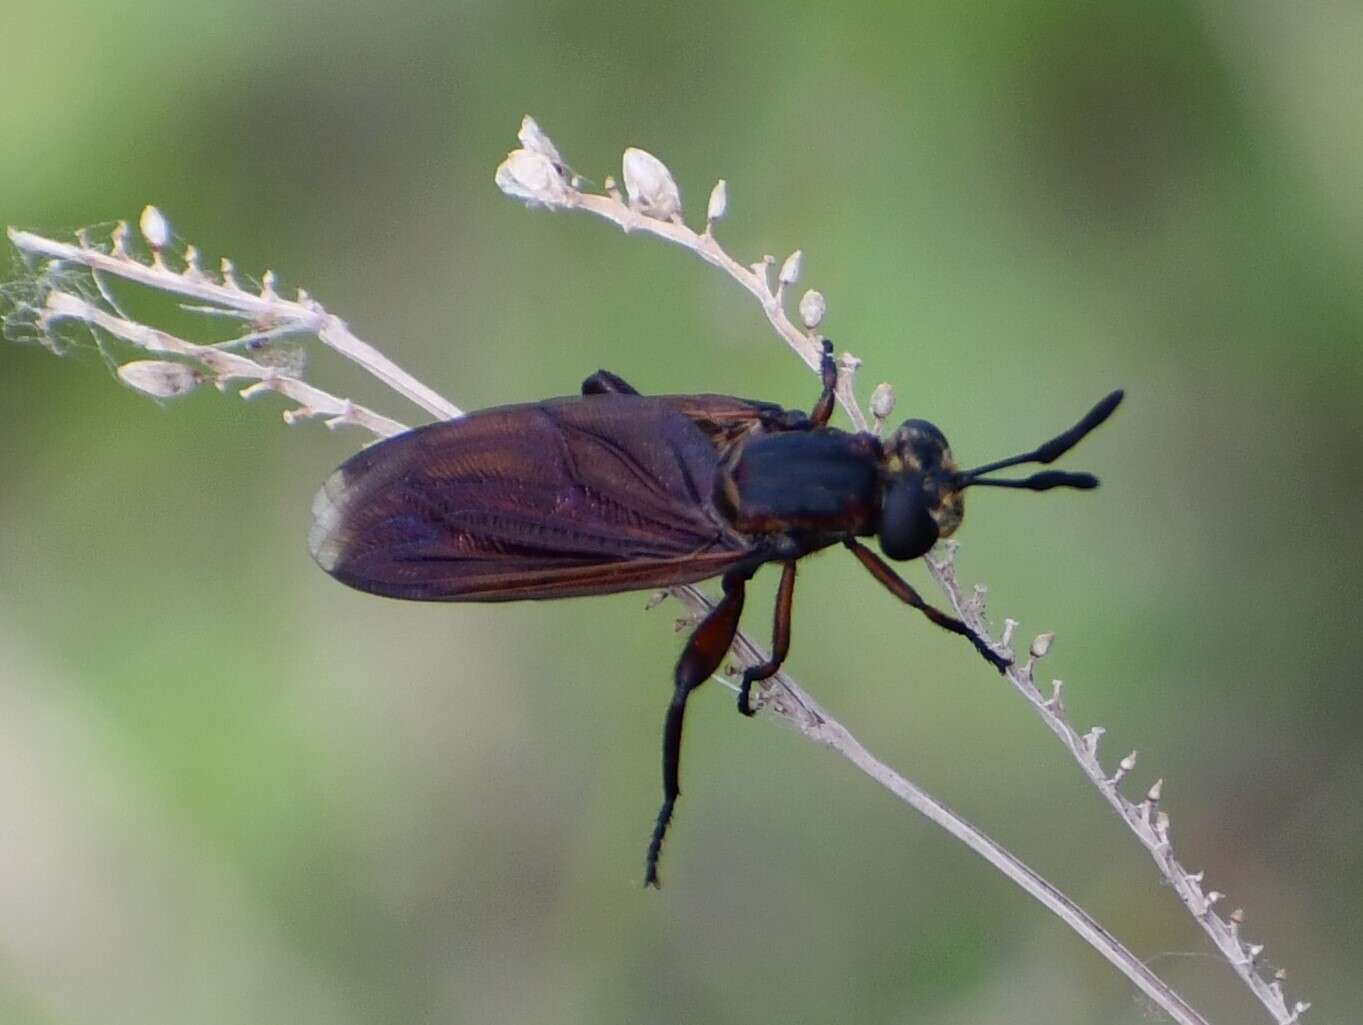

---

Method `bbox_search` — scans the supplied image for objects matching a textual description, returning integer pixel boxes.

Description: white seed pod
[117,360,201,398]
[870,382,897,421]
[798,289,826,329]
[495,149,572,205]
[1030,632,1055,659]
[138,205,170,249]
[622,147,682,220]
[517,115,564,167]
[778,249,802,287]
[706,179,728,223]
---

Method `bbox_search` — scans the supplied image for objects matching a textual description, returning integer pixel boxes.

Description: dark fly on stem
[309,342,1123,887]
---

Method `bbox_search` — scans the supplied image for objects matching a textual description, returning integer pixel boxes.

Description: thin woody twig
[2,114,1309,1023]
[925,544,1310,1024]
[7,208,1208,1025]
[7,226,459,422]
[496,122,867,432]
[673,584,1210,1025]
[493,116,1309,1025]
[38,290,405,438]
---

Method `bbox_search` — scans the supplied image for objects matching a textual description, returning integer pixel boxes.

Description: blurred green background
[2,1,1360,1023]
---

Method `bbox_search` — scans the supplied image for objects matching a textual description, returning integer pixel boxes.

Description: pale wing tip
[308,467,352,573]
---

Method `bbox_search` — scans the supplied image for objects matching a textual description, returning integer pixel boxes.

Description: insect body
[309,344,1123,887]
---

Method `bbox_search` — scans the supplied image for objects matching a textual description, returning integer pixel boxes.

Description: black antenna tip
[1030,470,1100,490]
[1086,389,1125,429]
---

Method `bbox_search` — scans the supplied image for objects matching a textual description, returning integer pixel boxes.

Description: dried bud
[117,360,201,398]
[799,289,826,329]
[495,149,572,206]
[1206,890,1224,905]
[706,179,728,223]
[622,147,682,220]
[778,249,802,287]
[1029,632,1054,659]
[1119,751,1138,772]
[517,115,564,167]
[1230,908,1246,924]
[1048,680,1064,705]
[139,205,170,249]
[1082,726,1105,755]
[870,382,896,421]
[1146,778,1163,802]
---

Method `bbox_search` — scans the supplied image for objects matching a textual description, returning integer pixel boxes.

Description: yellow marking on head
[931,489,965,538]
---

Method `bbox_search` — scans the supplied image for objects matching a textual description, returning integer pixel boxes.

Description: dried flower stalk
[1,116,1309,1025]
[493,116,1309,1025]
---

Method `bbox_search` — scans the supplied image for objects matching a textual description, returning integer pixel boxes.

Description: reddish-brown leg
[645,564,755,888]
[737,561,797,716]
[809,339,838,428]
[844,540,1010,672]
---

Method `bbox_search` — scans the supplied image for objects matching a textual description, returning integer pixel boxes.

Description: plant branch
[7,226,459,422]
[494,117,1309,1025]
[3,196,1210,1025]
[925,546,1308,1023]
[11,216,1206,1025]
[0,115,1308,1023]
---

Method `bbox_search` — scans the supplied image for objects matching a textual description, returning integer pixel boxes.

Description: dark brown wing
[309,395,753,601]
[647,393,812,457]
[581,370,812,456]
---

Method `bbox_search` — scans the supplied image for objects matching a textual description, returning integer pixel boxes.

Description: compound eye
[878,478,940,561]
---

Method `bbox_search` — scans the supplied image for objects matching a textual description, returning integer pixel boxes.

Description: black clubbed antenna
[956,390,1124,490]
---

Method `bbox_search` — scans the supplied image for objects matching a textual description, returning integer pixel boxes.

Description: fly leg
[737,561,796,716]
[581,370,641,396]
[809,339,838,428]
[646,563,755,888]
[845,540,1011,673]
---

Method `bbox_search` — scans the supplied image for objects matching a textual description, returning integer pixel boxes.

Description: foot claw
[973,636,1011,673]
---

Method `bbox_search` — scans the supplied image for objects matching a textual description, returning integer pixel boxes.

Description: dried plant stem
[673,585,1209,1025]
[495,118,1309,1024]
[7,228,459,422]
[39,291,406,437]
[560,194,868,431]
[3,112,1309,1021]
[7,217,1209,1025]
[925,549,1307,1023]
